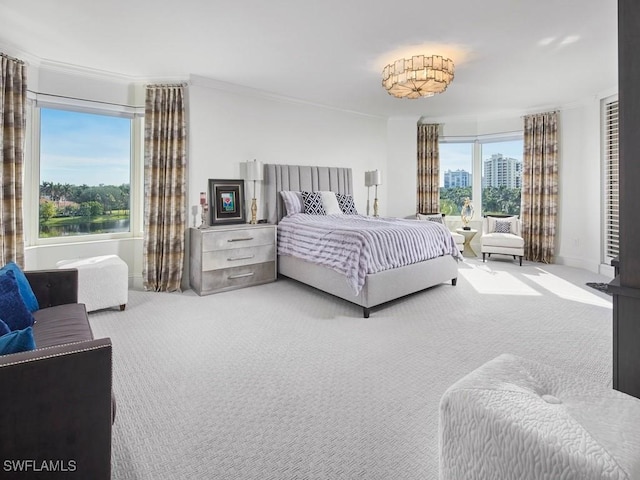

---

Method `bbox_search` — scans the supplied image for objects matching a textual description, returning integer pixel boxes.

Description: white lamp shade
[365,169,382,187]
[245,159,263,181]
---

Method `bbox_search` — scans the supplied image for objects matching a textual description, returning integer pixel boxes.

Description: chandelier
[382,55,455,99]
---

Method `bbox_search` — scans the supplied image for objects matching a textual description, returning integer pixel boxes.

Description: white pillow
[279,191,303,215]
[488,216,518,235]
[319,191,343,215]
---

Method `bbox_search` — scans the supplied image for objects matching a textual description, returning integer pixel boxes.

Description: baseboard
[555,255,601,275]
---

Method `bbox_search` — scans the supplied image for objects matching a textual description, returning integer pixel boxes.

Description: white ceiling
[0,0,618,119]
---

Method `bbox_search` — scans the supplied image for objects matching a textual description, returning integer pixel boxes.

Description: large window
[439,136,523,217]
[481,140,522,216]
[439,142,473,215]
[37,106,136,239]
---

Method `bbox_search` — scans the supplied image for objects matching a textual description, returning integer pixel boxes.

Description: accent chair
[480,214,524,266]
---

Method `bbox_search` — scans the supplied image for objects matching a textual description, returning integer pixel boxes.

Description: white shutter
[604,99,619,260]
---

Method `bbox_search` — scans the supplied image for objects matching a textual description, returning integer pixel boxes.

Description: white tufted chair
[439,354,640,480]
[480,215,524,266]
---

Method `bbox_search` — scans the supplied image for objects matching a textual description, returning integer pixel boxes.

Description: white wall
[188,76,388,225]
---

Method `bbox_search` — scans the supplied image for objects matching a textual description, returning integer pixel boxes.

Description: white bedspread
[277,214,462,294]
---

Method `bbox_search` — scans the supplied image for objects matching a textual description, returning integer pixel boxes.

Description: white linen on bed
[277,214,462,295]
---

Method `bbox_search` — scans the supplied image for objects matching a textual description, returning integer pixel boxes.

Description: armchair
[480,215,524,266]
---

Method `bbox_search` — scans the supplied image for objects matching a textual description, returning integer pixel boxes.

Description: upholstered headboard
[264,164,353,224]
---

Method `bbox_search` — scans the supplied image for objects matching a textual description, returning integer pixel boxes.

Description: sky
[439,139,523,186]
[40,108,131,186]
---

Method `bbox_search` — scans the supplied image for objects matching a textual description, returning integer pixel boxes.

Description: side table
[455,228,478,257]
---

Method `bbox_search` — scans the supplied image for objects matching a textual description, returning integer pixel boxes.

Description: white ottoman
[439,354,640,480]
[56,255,128,312]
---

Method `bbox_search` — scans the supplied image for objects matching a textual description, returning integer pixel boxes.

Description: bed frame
[265,164,458,317]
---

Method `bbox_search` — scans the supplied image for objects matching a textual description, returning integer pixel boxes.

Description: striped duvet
[277,214,462,295]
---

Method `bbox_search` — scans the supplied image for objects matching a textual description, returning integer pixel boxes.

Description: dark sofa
[0,269,113,480]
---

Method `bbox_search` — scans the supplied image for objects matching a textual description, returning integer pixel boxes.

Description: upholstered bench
[56,255,128,312]
[439,354,640,480]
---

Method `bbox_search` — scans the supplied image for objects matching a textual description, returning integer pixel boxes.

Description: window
[439,136,523,216]
[39,108,131,238]
[439,142,473,215]
[481,140,523,216]
[603,98,619,261]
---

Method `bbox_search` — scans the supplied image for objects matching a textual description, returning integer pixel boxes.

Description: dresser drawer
[202,227,274,252]
[200,261,276,293]
[202,244,275,270]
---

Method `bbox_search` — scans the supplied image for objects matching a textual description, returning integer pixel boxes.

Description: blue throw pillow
[0,319,10,336]
[0,261,39,312]
[0,326,36,355]
[0,270,36,331]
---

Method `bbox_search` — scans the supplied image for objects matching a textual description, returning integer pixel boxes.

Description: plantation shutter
[604,99,619,260]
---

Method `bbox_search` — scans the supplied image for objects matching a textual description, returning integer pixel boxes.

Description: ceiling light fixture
[382,55,454,99]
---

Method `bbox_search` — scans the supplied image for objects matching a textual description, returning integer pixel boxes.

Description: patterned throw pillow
[279,191,304,216]
[494,220,512,233]
[335,193,358,215]
[301,191,326,215]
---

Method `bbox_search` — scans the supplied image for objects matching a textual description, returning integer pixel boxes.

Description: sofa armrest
[0,338,112,479]
[25,268,79,308]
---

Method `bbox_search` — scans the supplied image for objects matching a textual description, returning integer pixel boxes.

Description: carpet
[89,259,613,480]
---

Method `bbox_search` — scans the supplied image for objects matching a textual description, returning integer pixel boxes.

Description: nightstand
[455,227,478,257]
[189,224,276,295]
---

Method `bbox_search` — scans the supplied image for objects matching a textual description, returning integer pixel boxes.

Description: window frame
[439,133,523,217]
[25,95,144,246]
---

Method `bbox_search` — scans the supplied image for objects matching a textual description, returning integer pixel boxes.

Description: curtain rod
[26,89,143,109]
[1,52,25,64]
[442,129,523,138]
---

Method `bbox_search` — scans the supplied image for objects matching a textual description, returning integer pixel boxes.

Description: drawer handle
[228,237,254,242]
[228,255,255,261]
[228,272,255,279]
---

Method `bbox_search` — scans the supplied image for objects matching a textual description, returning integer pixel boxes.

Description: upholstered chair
[416,213,464,253]
[480,215,524,266]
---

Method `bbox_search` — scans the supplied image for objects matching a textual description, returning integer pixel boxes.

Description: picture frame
[208,179,246,225]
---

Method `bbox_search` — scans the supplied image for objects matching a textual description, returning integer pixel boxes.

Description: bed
[264,164,460,317]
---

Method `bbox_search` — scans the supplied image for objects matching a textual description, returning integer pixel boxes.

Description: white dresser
[189,224,277,295]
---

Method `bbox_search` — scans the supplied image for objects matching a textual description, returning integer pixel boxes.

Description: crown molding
[189,74,386,120]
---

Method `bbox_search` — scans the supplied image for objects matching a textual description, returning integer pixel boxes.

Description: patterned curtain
[143,84,187,292]
[521,111,559,263]
[417,123,440,213]
[0,53,26,266]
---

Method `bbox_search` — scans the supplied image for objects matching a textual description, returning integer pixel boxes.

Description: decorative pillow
[0,261,39,312]
[319,191,343,215]
[487,216,518,235]
[494,220,512,234]
[0,319,10,336]
[417,213,444,224]
[0,326,36,355]
[336,193,358,215]
[301,191,326,215]
[0,270,36,331]
[279,191,304,216]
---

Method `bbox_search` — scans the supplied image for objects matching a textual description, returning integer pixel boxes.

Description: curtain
[143,84,187,292]
[521,111,559,263]
[0,53,26,266]
[417,123,440,214]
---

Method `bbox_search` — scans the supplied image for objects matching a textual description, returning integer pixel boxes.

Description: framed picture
[208,179,246,225]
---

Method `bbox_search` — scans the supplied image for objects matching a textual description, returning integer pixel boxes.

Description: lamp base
[250,198,258,224]
[373,198,379,218]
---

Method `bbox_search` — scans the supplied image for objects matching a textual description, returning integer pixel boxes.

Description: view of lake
[40,218,130,237]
